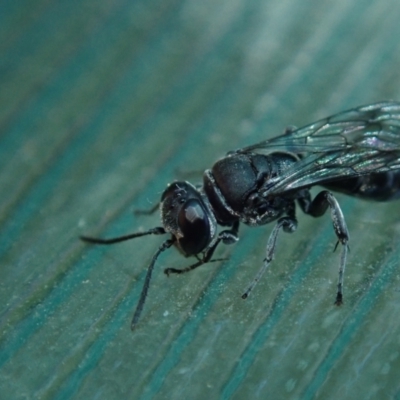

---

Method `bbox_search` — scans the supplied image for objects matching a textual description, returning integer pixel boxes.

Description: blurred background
[1,0,400,398]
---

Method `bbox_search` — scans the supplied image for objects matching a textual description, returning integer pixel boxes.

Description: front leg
[164,221,240,275]
[298,190,349,305]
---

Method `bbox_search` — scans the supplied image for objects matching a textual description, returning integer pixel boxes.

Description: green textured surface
[1,0,400,399]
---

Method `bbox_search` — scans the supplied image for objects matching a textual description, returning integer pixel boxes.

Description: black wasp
[81,101,400,330]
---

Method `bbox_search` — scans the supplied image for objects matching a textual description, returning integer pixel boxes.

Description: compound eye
[177,199,211,255]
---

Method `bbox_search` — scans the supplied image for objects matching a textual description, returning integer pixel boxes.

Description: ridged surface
[1,0,400,399]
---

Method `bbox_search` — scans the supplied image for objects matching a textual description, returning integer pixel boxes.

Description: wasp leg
[164,221,239,276]
[298,190,349,305]
[242,211,297,300]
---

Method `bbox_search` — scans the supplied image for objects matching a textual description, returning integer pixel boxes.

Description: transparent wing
[239,101,400,154]
[237,101,400,196]
[261,147,400,196]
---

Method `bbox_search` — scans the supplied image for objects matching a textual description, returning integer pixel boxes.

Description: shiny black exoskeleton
[81,101,400,330]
